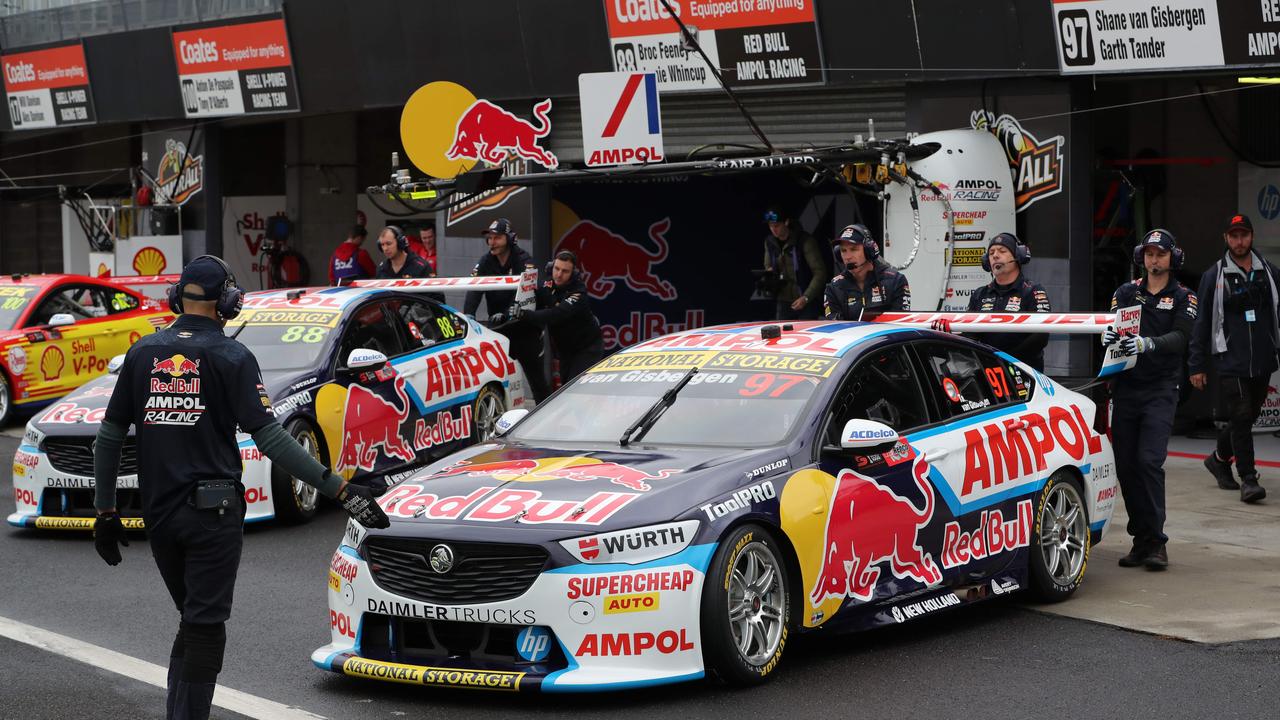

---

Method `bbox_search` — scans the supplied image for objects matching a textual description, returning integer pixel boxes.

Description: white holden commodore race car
[8,276,533,530]
[312,319,1117,692]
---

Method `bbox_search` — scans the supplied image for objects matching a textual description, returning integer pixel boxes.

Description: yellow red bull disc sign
[400,81,559,179]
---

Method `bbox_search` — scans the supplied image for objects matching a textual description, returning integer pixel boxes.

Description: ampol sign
[579,71,664,167]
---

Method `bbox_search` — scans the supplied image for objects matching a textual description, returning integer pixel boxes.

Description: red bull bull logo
[810,455,941,605]
[337,375,416,473]
[446,98,558,170]
[556,217,677,300]
[431,457,679,492]
[151,354,200,377]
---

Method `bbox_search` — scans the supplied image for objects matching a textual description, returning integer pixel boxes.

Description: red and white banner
[171,15,299,117]
[2,42,96,129]
[605,0,823,91]
[871,311,1115,334]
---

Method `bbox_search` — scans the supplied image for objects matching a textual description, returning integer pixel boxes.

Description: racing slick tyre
[1028,471,1091,602]
[701,524,792,686]
[472,383,506,442]
[0,373,11,428]
[270,418,324,524]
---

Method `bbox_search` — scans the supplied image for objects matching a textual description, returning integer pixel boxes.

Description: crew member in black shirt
[494,250,604,384]
[375,225,433,279]
[91,256,389,720]
[823,224,910,319]
[464,218,549,401]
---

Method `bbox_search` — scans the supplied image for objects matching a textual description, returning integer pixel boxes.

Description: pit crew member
[822,224,910,320]
[493,250,603,385]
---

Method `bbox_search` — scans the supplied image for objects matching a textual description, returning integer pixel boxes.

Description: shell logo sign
[132,246,168,275]
[40,346,65,381]
[96,262,111,278]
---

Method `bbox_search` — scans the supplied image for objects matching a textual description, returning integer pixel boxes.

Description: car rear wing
[348,268,539,313]
[102,274,181,303]
[869,309,1140,379]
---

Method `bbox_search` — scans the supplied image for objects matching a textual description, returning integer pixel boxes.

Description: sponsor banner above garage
[171,14,300,118]
[1051,0,1280,73]
[605,0,824,91]
[2,42,96,130]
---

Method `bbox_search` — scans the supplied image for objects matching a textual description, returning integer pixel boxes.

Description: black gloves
[488,312,508,325]
[338,482,391,529]
[94,513,128,566]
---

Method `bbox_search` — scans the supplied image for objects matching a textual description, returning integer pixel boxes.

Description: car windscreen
[507,350,835,447]
[0,285,40,329]
[225,308,339,371]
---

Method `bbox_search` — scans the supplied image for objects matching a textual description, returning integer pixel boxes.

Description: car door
[319,300,425,482]
[23,284,126,398]
[811,341,940,615]
[910,341,1037,582]
[384,296,474,460]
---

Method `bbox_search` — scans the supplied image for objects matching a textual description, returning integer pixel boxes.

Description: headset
[833,224,880,269]
[981,232,1032,272]
[384,224,409,253]
[546,250,582,284]
[1133,228,1184,270]
[167,255,244,320]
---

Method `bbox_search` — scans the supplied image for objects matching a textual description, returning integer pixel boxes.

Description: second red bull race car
[9,281,530,530]
[313,319,1117,692]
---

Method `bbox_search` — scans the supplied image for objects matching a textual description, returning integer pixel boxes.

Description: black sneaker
[1144,544,1169,571]
[1241,475,1267,504]
[1118,541,1150,567]
[1204,454,1239,490]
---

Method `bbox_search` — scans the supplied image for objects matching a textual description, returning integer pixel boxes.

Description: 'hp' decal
[516,626,552,662]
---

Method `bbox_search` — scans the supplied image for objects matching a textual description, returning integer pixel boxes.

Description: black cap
[483,218,514,237]
[988,232,1021,255]
[763,205,787,223]
[834,224,869,246]
[178,256,230,300]
[1141,228,1176,253]
[1228,213,1253,232]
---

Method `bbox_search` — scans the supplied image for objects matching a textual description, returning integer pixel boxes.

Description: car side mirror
[345,348,388,370]
[494,409,529,437]
[48,313,75,327]
[107,354,126,374]
[839,419,899,453]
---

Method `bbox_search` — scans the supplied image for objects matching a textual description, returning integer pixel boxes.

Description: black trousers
[1112,383,1177,546]
[1215,374,1271,478]
[502,326,549,402]
[149,501,245,625]
[775,299,820,321]
[560,342,604,385]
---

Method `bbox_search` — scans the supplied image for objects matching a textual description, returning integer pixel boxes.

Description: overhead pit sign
[1052,1,1280,73]
[2,42,96,129]
[580,71,665,167]
[604,0,824,91]
[171,15,300,117]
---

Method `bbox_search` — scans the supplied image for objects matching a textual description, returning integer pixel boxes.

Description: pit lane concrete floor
[1,431,1278,719]
[1032,435,1280,643]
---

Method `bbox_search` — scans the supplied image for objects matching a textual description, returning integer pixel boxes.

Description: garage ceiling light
[1238,77,1280,84]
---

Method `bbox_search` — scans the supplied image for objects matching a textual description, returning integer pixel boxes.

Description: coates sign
[971,110,1065,213]
[605,0,823,91]
[171,15,300,118]
[580,71,664,167]
[2,42,96,129]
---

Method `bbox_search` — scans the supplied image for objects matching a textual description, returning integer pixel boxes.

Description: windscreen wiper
[619,367,698,447]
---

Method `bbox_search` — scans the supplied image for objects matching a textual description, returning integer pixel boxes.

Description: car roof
[0,273,100,288]
[622,320,912,358]
[240,285,392,311]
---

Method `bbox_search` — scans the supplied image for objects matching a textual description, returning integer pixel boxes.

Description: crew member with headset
[91,256,390,719]
[492,250,604,385]
[822,223,910,319]
[376,225,433,279]
[935,233,1053,371]
[464,218,550,401]
[1103,229,1197,571]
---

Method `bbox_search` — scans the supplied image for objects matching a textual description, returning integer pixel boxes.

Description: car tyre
[270,418,323,524]
[0,373,12,428]
[1028,470,1090,602]
[701,524,792,686]
[472,383,506,442]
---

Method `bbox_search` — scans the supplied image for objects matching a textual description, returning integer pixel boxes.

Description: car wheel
[1028,470,1090,602]
[472,384,506,442]
[701,524,792,686]
[270,418,323,524]
[0,373,12,428]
